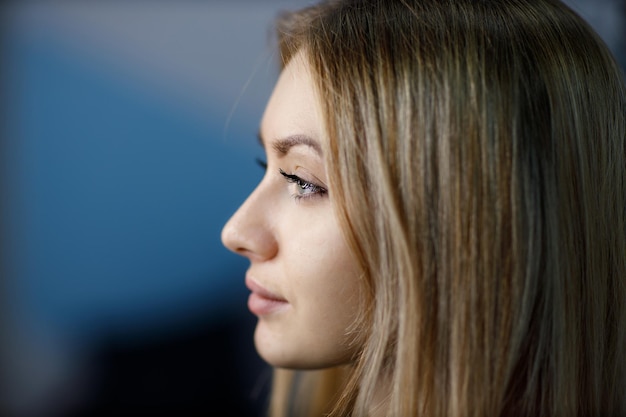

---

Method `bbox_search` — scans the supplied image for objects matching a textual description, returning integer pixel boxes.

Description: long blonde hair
[268,1,626,416]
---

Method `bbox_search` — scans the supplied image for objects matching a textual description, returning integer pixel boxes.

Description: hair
[268,1,626,416]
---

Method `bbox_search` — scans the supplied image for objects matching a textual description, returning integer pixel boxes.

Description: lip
[245,275,289,316]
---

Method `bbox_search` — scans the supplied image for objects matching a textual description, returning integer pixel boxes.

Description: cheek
[287,223,364,333]
[255,207,366,369]
[285,215,359,292]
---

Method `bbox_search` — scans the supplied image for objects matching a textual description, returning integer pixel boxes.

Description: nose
[221,184,278,262]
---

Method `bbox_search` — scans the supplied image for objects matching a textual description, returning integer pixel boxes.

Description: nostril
[235,247,255,258]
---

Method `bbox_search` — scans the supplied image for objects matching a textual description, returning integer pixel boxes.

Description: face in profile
[221,53,364,369]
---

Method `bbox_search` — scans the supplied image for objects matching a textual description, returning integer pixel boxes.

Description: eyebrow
[258,132,323,157]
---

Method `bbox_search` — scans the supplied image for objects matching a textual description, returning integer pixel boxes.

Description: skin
[221,53,364,369]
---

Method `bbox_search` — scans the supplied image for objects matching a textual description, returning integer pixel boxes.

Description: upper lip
[245,275,287,302]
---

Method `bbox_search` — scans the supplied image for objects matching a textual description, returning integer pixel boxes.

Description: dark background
[1,1,623,416]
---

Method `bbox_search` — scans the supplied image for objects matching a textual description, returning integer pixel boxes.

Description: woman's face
[221,53,363,369]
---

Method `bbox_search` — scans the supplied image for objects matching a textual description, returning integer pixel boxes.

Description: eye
[256,158,267,171]
[279,169,327,200]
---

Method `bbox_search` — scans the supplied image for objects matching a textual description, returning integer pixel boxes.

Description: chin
[254,330,355,370]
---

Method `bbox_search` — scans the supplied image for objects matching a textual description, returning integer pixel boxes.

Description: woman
[221,0,626,416]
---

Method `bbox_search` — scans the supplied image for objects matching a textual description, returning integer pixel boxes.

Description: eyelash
[256,158,328,200]
[256,158,267,170]
[279,169,328,200]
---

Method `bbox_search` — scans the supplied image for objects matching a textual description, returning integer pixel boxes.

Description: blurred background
[0,1,623,417]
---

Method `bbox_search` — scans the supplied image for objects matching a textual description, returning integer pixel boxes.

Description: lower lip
[248,293,289,316]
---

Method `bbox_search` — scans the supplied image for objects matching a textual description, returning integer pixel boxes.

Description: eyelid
[279,169,328,200]
[256,158,267,171]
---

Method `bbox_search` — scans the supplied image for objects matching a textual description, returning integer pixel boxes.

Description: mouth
[245,275,289,316]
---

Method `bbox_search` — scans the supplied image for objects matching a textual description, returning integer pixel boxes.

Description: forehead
[260,52,324,145]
